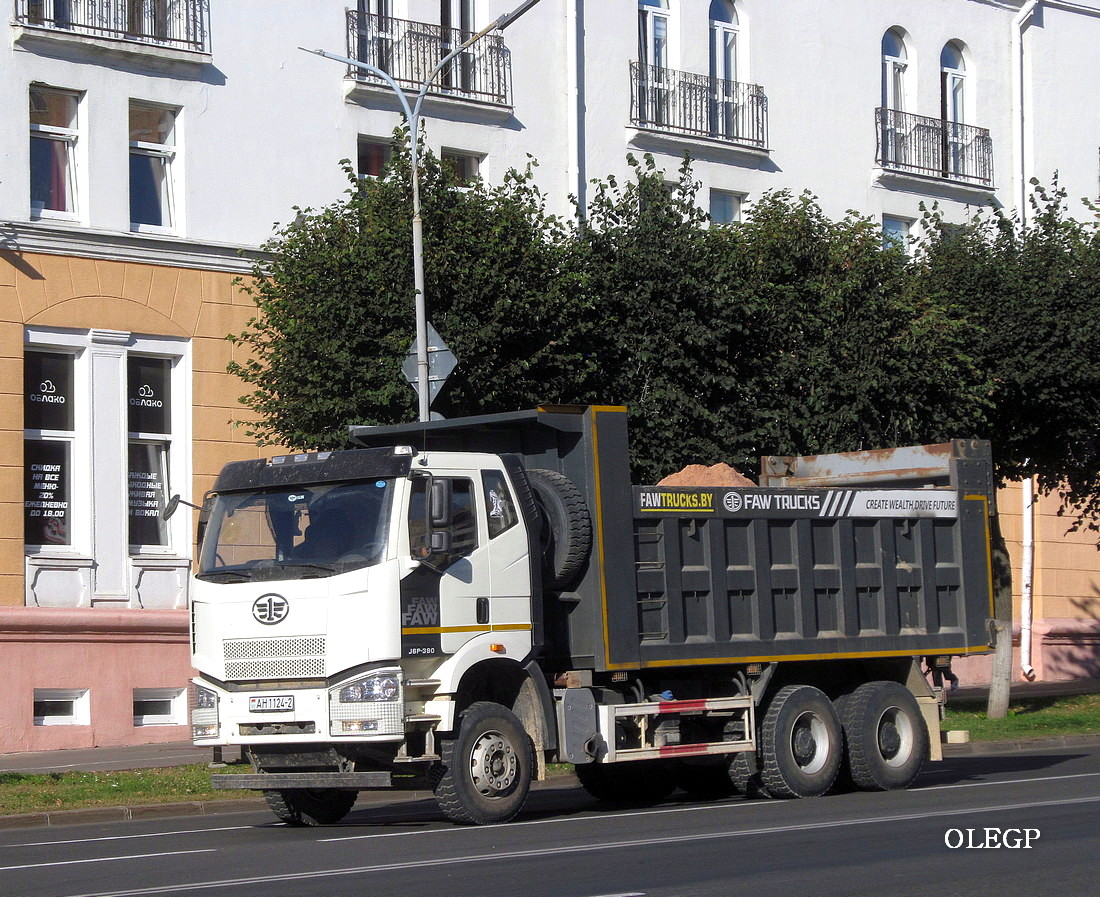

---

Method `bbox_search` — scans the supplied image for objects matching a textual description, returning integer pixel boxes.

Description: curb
[942,732,1100,755]
[0,797,268,831]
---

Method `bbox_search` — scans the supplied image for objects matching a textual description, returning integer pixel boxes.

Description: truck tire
[576,760,677,803]
[839,681,928,791]
[434,701,534,825]
[759,685,842,798]
[526,468,592,591]
[727,751,769,799]
[263,788,357,826]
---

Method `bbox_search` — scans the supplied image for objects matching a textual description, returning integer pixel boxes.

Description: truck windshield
[196,479,395,582]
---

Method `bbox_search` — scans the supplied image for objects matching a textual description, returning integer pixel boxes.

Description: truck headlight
[329,669,403,736]
[190,683,219,739]
[338,675,400,703]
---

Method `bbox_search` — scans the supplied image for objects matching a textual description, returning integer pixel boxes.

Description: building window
[33,688,90,726]
[709,0,738,82]
[440,0,475,91]
[129,102,177,231]
[358,138,391,178]
[24,329,190,597]
[638,0,670,70]
[24,350,76,547]
[127,355,173,551]
[882,215,912,251]
[709,189,743,225]
[441,149,480,187]
[881,29,909,113]
[133,687,186,726]
[29,85,79,219]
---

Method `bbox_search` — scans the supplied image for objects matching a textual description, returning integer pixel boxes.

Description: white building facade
[1,0,1098,750]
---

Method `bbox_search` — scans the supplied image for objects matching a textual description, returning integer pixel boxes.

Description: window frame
[128,101,178,234]
[33,688,90,727]
[29,85,81,221]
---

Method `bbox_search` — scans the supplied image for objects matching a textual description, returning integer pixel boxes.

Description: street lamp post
[301,0,541,422]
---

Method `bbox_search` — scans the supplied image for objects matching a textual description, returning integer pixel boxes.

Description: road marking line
[9,825,262,848]
[0,848,215,872]
[55,794,1100,897]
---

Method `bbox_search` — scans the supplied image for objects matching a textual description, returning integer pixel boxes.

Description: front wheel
[434,701,534,825]
[263,789,357,826]
[759,685,843,798]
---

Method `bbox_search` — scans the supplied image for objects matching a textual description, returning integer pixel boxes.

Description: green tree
[913,179,1100,528]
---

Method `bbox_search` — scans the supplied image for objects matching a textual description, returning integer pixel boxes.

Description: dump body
[351,405,995,672]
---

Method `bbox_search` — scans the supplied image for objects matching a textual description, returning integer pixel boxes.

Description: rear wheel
[839,681,928,791]
[263,789,357,826]
[759,685,842,798]
[434,701,534,825]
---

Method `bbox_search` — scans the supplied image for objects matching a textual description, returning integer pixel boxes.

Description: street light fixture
[301,0,542,422]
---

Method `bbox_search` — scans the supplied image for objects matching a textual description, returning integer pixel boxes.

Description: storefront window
[24,351,75,546]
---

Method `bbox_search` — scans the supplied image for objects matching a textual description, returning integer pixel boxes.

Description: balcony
[13,0,209,52]
[630,61,768,151]
[346,10,512,107]
[876,108,994,188]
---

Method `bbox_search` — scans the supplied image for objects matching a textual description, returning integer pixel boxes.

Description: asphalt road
[2,743,1098,897]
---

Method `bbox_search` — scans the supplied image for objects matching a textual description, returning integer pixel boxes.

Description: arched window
[940,41,966,124]
[709,0,738,83]
[709,1,741,137]
[638,0,670,70]
[881,28,908,112]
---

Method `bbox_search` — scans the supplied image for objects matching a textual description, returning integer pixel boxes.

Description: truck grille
[223,636,326,680]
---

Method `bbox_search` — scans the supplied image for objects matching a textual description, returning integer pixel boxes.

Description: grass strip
[943,692,1100,742]
[0,762,256,818]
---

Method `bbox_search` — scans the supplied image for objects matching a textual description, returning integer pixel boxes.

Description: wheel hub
[793,724,818,765]
[470,731,517,796]
[879,721,902,759]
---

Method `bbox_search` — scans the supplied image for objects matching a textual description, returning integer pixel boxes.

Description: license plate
[248,695,294,713]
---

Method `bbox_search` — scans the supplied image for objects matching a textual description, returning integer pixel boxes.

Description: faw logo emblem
[252,593,289,625]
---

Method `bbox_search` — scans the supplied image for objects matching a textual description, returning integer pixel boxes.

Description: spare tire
[525,468,592,591]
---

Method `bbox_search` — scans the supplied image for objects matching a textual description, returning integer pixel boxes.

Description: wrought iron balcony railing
[346,10,511,106]
[14,0,210,52]
[630,61,768,150]
[876,108,994,187]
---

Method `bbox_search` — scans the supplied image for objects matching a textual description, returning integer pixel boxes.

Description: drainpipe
[1011,1,1039,223]
[1020,477,1037,681]
[566,0,585,215]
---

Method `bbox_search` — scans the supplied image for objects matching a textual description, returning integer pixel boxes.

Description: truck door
[401,473,530,659]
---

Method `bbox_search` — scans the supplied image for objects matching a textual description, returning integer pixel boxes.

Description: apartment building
[1,0,1097,751]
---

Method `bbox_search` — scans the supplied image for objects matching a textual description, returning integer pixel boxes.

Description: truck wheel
[839,681,928,791]
[727,751,769,799]
[434,701,534,825]
[263,789,357,826]
[576,760,676,803]
[759,685,842,798]
[526,469,592,591]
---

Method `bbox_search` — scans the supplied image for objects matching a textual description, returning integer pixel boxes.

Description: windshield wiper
[196,569,253,583]
[277,561,337,578]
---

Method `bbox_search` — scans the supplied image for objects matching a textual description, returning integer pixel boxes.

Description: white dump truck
[187,405,995,825]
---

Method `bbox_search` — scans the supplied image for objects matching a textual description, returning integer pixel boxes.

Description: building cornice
[1,220,267,274]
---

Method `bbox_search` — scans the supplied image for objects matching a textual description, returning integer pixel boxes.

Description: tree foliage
[913,178,1100,529]
[229,143,1099,524]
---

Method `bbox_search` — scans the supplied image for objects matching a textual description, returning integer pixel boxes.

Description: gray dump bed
[351,405,995,672]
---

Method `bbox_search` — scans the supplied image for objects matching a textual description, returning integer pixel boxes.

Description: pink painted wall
[0,607,193,753]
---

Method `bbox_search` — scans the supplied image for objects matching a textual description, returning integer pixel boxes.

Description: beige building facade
[0,241,274,750]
